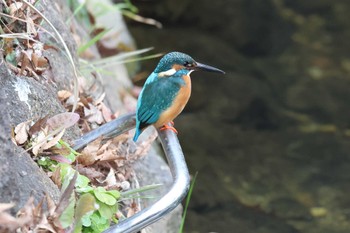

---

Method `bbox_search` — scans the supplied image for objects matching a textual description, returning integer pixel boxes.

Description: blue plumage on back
[133,70,186,141]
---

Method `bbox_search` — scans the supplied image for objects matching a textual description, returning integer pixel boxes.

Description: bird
[133,51,225,142]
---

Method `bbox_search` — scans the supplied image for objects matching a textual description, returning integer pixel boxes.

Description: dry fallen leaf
[14,121,29,145]
[51,166,62,188]
[32,128,65,156]
[8,2,23,16]
[79,94,91,108]
[100,102,113,122]
[49,145,71,156]
[0,194,64,233]
[28,115,49,136]
[32,53,49,73]
[93,92,106,106]
[49,154,72,164]
[0,203,22,231]
[32,130,47,156]
[45,193,57,216]
[78,137,102,166]
[126,201,139,218]
[16,196,36,230]
[98,148,120,162]
[46,112,80,131]
[57,90,72,101]
[84,103,104,124]
[19,50,32,75]
[53,172,78,218]
[97,139,112,155]
[41,129,65,151]
[26,16,37,38]
[103,168,118,187]
[76,165,104,181]
[34,215,57,233]
[0,203,15,212]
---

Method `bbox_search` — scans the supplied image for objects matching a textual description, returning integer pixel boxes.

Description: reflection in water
[129,0,350,232]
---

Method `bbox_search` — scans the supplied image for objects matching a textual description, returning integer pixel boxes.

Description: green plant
[58,163,121,232]
[79,47,162,76]
[179,172,198,233]
[36,141,121,232]
[77,29,110,55]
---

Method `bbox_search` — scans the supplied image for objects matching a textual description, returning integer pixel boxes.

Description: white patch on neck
[158,68,177,77]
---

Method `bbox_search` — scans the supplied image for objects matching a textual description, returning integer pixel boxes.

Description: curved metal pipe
[72,113,190,233]
[73,113,136,151]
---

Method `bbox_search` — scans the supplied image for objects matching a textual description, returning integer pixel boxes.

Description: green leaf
[59,163,90,190]
[73,223,83,233]
[97,200,117,219]
[89,212,110,232]
[81,211,93,227]
[74,193,94,232]
[60,163,73,189]
[75,193,97,222]
[77,29,110,55]
[76,185,94,193]
[5,51,17,66]
[93,187,117,206]
[66,152,76,162]
[59,139,80,155]
[178,172,198,233]
[59,192,76,228]
[37,156,57,170]
[121,183,162,198]
[106,190,120,199]
[76,174,90,189]
[111,214,118,224]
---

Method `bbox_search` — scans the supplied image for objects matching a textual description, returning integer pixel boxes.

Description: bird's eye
[184,61,192,67]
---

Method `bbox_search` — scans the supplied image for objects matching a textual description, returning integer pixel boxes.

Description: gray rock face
[0,0,183,232]
[0,0,79,213]
[0,68,62,213]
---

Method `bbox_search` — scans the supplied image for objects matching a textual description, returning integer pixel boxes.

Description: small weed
[179,172,198,233]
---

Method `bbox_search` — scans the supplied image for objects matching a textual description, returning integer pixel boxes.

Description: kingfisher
[133,52,225,142]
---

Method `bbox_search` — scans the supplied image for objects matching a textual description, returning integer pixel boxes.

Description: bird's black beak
[195,62,225,74]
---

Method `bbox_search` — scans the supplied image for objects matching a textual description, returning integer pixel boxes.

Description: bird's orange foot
[160,124,178,134]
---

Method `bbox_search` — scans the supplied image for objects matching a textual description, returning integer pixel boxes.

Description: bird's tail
[133,128,142,142]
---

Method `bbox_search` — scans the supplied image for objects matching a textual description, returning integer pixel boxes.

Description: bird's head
[154,52,225,77]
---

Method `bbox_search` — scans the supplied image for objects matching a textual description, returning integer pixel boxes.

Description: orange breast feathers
[154,75,192,127]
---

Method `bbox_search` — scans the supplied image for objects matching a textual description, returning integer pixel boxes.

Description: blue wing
[133,72,185,141]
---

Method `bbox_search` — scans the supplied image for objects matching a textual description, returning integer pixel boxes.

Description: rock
[0,0,81,212]
[0,68,62,213]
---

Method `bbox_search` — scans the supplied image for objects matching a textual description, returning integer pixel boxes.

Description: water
[128,0,350,232]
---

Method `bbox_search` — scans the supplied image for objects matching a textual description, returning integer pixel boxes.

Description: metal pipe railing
[72,113,190,233]
[73,113,136,151]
